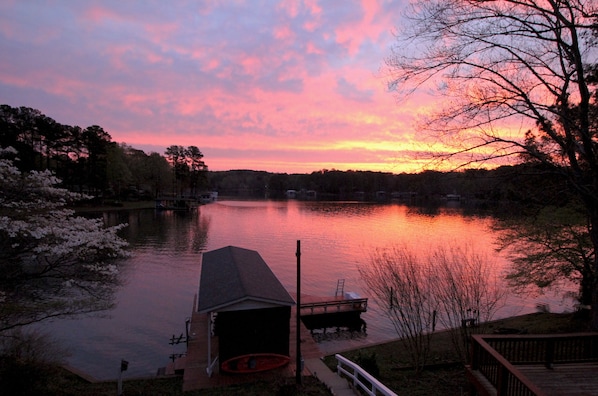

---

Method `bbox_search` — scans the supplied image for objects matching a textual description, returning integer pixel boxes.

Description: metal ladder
[335,279,345,297]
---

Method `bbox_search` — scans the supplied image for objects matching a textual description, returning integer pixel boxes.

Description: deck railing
[335,354,397,396]
[468,333,598,396]
[300,298,368,315]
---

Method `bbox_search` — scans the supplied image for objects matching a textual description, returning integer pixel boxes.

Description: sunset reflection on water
[42,200,573,380]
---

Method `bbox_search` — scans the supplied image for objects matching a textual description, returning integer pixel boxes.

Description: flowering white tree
[0,147,129,331]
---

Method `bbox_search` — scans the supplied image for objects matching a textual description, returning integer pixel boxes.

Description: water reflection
[103,210,211,255]
[40,200,573,380]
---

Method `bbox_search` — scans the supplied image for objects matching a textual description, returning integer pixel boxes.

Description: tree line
[2,104,567,211]
[211,165,568,211]
[0,105,208,201]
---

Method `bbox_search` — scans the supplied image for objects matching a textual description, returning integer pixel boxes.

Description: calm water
[39,200,573,380]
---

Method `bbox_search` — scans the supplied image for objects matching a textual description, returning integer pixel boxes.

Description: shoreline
[63,311,588,384]
[72,200,157,213]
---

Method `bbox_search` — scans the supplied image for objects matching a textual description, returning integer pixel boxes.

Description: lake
[40,200,574,380]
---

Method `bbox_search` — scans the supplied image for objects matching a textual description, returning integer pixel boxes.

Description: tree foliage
[0,105,198,200]
[165,145,208,196]
[0,147,129,331]
[497,203,594,305]
[0,329,69,396]
[386,0,598,325]
[387,0,597,165]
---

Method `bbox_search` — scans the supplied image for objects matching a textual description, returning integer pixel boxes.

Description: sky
[0,0,444,174]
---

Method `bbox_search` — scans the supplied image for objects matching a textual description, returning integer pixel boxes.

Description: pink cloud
[1,0,509,174]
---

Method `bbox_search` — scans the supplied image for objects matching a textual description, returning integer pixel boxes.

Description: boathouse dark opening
[216,306,291,363]
[197,246,295,374]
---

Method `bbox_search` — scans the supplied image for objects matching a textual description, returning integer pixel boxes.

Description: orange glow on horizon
[0,1,530,175]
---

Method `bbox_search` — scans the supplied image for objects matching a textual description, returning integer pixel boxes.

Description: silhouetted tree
[386,0,598,327]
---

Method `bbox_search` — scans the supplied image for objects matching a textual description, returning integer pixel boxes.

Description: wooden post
[185,317,190,347]
[296,240,302,386]
[545,338,555,369]
[207,313,212,376]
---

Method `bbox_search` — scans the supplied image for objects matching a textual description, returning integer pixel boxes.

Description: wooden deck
[518,362,598,396]
[181,299,324,392]
[468,333,598,396]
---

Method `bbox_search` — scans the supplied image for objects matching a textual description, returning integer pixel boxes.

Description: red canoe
[221,353,290,374]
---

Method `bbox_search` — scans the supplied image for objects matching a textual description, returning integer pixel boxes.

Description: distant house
[197,246,295,374]
[445,193,461,201]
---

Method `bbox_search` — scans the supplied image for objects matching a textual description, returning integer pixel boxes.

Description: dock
[176,293,367,392]
[300,294,368,315]
[172,250,368,394]
[154,197,199,210]
[299,294,368,333]
[180,297,322,391]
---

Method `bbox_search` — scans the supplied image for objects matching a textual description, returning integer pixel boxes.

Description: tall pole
[118,359,128,396]
[296,240,302,386]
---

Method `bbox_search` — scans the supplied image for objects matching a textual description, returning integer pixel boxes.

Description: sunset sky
[1,1,455,174]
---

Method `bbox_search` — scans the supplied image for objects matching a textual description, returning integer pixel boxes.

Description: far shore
[72,200,157,213]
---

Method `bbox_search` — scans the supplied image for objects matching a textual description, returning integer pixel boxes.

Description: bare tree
[361,244,507,368]
[385,0,598,327]
[360,246,438,373]
[430,245,507,362]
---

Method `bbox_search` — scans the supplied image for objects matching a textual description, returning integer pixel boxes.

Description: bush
[356,352,380,378]
[0,330,69,396]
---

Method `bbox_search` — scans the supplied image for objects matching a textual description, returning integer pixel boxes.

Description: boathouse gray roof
[197,246,295,314]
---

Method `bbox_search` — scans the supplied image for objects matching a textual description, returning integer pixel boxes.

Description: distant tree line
[0,105,208,201]
[1,104,568,214]
[210,165,569,213]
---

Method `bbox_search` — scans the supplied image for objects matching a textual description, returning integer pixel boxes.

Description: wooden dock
[299,295,368,316]
[298,294,368,333]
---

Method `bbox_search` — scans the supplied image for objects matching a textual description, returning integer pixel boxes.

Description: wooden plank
[300,296,368,316]
[518,363,598,396]
[469,334,598,396]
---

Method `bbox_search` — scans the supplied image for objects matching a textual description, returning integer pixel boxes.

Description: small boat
[220,353,290,374]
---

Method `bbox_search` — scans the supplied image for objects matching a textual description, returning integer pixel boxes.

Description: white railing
[335,354,397,396]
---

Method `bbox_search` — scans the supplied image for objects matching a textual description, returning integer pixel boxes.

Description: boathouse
[197,246,295,375]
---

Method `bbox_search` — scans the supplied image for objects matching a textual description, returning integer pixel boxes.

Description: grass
[30,370,332,396]
[321,311,591,396]
[9,312,586,395]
